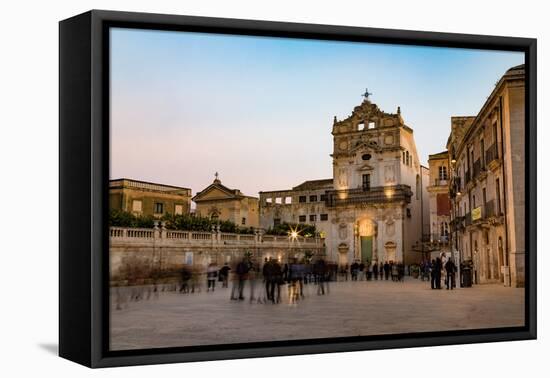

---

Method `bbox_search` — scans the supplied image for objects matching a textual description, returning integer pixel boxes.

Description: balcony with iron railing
[473,159,481,179]
[324,185,413,207]
[485,143,501,167]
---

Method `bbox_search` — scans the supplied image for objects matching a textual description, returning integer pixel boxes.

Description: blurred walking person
[219,262,231,288]
[235,258,250,300]
[206,262,218,292]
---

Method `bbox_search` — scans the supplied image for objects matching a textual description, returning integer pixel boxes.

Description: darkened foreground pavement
[110,278,524,350]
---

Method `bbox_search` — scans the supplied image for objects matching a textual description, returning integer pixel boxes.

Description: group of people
[341,261,405,282]
[420,257,458,290]
[191,257,332,304]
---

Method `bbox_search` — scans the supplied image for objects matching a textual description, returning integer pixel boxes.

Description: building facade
[260,97,429,266]
[259,178,334,237]
[109,178,192,217]
[447,64,525,287]
[426,151,451,259]
[193,174,259,228]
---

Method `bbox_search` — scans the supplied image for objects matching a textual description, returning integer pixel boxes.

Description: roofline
[109,178,191,191]
[453,64,525,156]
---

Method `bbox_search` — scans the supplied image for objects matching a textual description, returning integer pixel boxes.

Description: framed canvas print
[59,10,537,368]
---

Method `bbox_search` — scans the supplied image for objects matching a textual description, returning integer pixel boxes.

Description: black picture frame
[59,9,537,368]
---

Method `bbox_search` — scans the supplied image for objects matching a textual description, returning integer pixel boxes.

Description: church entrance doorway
[360,236,373,264]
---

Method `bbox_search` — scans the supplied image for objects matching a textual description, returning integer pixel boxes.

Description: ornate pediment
[192,183,243,203]
[357,163,374,171]
[332,99,404,135]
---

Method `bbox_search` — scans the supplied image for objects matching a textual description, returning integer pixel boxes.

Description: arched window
[406,151,409,166]
[403,152,406,164]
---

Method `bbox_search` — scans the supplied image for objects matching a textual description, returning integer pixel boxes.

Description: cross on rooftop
[362,88,373,100]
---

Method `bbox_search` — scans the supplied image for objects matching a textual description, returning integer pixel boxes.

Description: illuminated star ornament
[288,225,301,240]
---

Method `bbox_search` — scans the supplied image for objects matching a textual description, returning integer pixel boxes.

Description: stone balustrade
[110,226,324,248]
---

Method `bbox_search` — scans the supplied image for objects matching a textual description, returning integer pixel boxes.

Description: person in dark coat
[314,259,327,295]
[235,259,250,300]
[383,261,390,280]
[445,258,457,290]
[430,259,437,289]
[262,259,273,302]
[373,262,379,280]
[351,261,359,281]
[263,258,282,303]
[206,263,218,292]
[179,265,192,293]
[359,262,365,281]
[219,263,231,288]
[282,263,289,283]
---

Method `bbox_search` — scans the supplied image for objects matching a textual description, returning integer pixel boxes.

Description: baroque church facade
[260,96,430,266]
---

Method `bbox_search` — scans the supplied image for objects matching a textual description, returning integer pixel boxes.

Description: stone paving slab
[109,278,524,350]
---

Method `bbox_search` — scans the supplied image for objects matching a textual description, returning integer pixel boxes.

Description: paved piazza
[110,278,525,351]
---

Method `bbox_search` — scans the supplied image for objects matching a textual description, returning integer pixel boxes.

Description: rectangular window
[320,214,328,221]
[309,214,316,222]
[320,194,327,202]
[496,178,501,215]
[241,217,246,225]
[299,196,307,203]
[362,174,371,191]
[285,196,292,204]
[274,218,281,226]
[438,166,448,181]
[298,215,306,223]
[132,200,142,213]
[309,195,317,202]
[275,197,282,204]
[266,198,272,204]
[154,202,164,214]
[480,139,485,167]
[174,204,184,215]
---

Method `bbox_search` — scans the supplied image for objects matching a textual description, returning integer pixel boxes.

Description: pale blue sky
[110,28,523,197]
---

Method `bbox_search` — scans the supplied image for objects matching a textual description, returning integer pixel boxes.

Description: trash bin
[460,260,473,287]
[461,268,472,287]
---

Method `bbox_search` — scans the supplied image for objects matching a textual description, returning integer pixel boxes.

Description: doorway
[360,236,373,264]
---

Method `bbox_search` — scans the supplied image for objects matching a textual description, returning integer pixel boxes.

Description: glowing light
[288,225,300,241]
[384,188,395,199]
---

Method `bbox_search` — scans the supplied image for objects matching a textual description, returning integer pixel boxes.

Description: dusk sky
[110,28,523,198]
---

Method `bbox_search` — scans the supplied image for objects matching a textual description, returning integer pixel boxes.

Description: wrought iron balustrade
[485,143,500,165]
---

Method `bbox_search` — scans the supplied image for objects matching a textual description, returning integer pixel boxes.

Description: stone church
[260,96,430,266]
